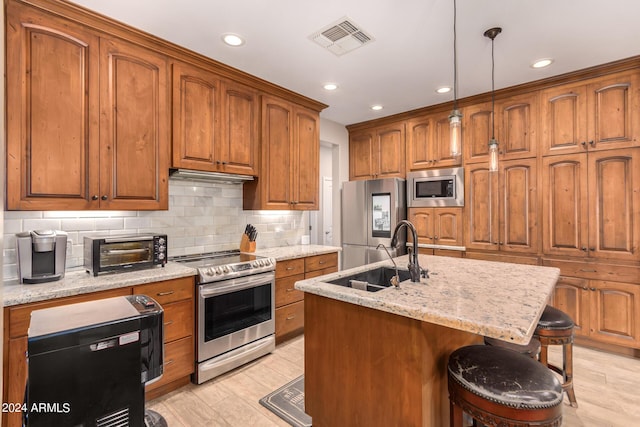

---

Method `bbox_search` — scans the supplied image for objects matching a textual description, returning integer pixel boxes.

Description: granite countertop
[3,262,197,307]
[253,244,342,261]
[295,254,560,344]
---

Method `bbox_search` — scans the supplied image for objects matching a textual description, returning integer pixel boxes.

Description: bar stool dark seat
[484,336,542,359]
[534,305,578,407]
[448,345,563,427]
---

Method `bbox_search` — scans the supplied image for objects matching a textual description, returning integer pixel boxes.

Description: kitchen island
[295,254,560,427]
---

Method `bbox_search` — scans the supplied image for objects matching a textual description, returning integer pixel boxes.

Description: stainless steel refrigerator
[341,178,407,270]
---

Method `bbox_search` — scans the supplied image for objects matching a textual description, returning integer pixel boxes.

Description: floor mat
[259,375,311,427]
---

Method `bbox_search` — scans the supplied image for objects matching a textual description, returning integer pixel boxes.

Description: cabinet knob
[581,141,587,147]
[581,246,588,252]
[492,242,498,245]
[590,287,596,291]
[499,241,503,245]
[101,195,108,201]
[588,140,595,146]
[582,286,588,290]
[434,236,439,240]
[216,160,221,164]
[92,195,99,200]
[589,247,595,251]
[222,161,228,165]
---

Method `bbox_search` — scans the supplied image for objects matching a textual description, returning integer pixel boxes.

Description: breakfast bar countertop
[295,254,560,344]
[3,262,197,307]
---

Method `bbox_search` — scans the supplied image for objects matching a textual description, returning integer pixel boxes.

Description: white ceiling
[70,0,640,126]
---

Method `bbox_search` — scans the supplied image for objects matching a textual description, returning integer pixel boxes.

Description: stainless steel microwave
[84,234,167,276]
[407,167,464,207]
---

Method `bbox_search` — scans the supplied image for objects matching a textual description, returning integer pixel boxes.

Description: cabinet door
[172,62,220,171]
[100,38,169,210]
[463,102,493,163]
[587,70,640,152]
[432,112,461,167]
[433,208,463,247]
[540,82,588,156]
[587,148,640,261]
[589,280,640,348]
[4,337,27,427]
[541,154,589,257]
[497,92,538,160]
[6,4,100,210]
[406,116,434,171]
[261,96,293,209]
[349,130,375,180]
[293,106,320,209]
[551,276,590,338]
[409,208,435,244]
[499,158,538,253]
[465,164,499,251]
[376,124,405,178]
[219,79,259,175]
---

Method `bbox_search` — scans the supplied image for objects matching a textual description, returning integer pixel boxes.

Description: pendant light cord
[453,0,458,110]
[491,35,495,139]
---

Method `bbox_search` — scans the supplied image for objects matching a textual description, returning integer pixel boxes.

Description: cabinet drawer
[542,258,640,283]
[275,300,304,340]
[134,276,194,305]
[305,252,338,272]
[145,335,194,392]
[7,287,132,339]
[304,266,338,280]
[163,299,194,342]
[276,274,305,307]
[276,258,305,279]
[465,251,539,265]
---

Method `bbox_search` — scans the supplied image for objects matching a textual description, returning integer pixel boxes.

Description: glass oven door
[198,272,275,362]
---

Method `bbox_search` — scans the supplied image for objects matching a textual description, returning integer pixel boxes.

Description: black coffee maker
[16,230,67,284]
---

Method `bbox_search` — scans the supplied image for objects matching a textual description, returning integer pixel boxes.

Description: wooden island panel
[304,293,482,427]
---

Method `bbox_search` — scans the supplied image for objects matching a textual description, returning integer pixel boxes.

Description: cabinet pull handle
[286,266,295,270]
[492,242,498,245]
[590,287,596,291]
[164,320,174,326]
[157,291,174,296]
[589,247,595,251]
[499,241,503,245]
[578,269,597,272]
[101,195,108,201]
[434,236,439,240]
[286,288,295,292]
[318,260,326,264]
[216,160,221,164]
[222,161,228,165]
[164,359,175,367]
[581,141,587,147]
[581,246,588,252]
[92,195,99,200]
[286,315,296,320]
[588,140,595,146]
[582,286,588,290]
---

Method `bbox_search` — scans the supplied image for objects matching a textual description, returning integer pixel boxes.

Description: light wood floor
[148,336,640,426]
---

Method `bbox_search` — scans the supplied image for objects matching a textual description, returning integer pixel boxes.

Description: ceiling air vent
[309,17,374,56]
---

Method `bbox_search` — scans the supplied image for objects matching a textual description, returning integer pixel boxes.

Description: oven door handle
[200,273,275,297]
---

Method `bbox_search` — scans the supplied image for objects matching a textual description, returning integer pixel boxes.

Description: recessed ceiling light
[532,58,553,69]
[436,86,452,94]
[323,83,339,91]
[222,33,245,47]
[371,105,383,111]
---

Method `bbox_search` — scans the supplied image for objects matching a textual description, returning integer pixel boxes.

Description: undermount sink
[327,267,411,292]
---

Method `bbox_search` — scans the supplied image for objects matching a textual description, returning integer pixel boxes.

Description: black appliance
[25,295,165,427]
[84,234,167,276]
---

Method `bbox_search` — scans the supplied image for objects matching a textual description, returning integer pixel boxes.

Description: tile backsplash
[3,180,308,281]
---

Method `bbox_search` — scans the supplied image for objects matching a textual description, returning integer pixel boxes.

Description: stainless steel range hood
[169,169,254,184]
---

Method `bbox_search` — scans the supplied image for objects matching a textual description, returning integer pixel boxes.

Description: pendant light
[448,0,462,158]
[484,27,501,173]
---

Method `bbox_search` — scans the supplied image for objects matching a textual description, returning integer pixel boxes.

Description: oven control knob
[215,267,223,275]
[223,266,230,273]
[205,268,213,276]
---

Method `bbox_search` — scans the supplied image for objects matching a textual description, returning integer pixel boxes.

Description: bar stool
[534,305,578,408]
[484,336,541,359]
[448,345,563,427]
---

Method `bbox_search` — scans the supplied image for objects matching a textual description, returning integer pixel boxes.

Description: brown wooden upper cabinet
[243,96,319,210]
[465,158,539,254]
[464,92,538,164]
[172,62,258,175]
[408,207,463,247]
[349,123,405,180]
[6,2,169,210]
[406,111,461,171]
[540,70,640,156]
[542,148,640,262]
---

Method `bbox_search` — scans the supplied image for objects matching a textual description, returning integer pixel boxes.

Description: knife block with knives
[240,224,258,252]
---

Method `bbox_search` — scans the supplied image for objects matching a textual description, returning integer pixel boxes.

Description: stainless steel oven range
[172,250,276,384]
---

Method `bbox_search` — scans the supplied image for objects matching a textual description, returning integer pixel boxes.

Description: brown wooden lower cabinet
[2,277,196,427]
[274,252,339,344]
